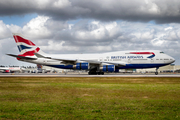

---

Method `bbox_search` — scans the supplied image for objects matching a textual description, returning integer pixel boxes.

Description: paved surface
[0,73,180,77]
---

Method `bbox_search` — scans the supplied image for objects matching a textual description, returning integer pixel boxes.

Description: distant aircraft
[0,66,23,73]
[7,33,175,75]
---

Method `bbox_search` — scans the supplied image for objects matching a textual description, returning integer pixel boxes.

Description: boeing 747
[7,33,175,75]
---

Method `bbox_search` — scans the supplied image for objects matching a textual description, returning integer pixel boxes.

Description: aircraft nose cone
[173,59,175,63]
[171,57,175,63]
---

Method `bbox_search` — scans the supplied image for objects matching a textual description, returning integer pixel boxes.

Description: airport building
[136,64,180,73]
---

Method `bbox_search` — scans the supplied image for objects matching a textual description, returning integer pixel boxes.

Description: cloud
[19,16,179,56]
[0,20,22,39]
[0,21,12,39]
[0,0,180,23]
[1,15,179,52]
[22,16,52,39]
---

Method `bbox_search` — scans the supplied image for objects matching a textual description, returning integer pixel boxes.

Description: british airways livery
[7,33,175,75]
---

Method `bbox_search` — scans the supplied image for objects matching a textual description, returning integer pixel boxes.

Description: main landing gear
[155,67,159,75]
[88,71,104,75]
[88,67,104,75]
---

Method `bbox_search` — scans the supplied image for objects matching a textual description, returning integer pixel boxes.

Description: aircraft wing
[81,60,126,67]
[6,54,37,60]
[34,53,78,64]
[34,53,127,67]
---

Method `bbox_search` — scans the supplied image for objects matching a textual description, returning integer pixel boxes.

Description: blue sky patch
[0,13,38,27]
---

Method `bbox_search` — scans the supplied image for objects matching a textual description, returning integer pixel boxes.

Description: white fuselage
[20,50,175,69]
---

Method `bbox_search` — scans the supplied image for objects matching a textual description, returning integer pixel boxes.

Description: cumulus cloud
[22,16,51,39]
[14,16,178,56]
[0,21,12,39]
[0,0,180,23]
[0,20,22,39]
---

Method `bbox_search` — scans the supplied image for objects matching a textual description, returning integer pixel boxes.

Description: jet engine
[73,63,89,70]
[100,65,115,72]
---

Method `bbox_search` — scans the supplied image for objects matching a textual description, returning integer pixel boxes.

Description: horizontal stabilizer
[6,54,37,60]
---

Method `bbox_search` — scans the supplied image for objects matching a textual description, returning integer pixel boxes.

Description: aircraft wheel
[88,72,97,75]
[99,72,104,75]
[155,72,158,75]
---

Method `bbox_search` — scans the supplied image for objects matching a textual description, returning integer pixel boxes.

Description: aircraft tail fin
[12,33,46,57]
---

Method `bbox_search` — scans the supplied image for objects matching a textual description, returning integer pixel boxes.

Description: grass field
[0,77,180,120]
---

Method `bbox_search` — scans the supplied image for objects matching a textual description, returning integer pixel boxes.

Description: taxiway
[0,73,180,77]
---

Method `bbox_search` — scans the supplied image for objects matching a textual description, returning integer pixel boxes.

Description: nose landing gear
[155,67,159,75]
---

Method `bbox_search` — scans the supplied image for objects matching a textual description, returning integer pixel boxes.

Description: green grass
[0,77,180,119]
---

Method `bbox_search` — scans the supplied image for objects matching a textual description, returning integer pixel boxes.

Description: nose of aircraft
[171,57,175,63]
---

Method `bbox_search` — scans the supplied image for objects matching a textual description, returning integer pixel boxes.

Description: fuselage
[20,50,175,69]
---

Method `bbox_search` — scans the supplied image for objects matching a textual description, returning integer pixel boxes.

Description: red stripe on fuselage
[13,35,36,46]
[130,52,155,55]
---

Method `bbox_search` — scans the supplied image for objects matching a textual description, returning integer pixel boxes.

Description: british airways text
[111,56,143,59]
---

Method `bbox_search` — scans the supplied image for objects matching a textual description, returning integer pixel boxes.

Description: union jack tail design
[13,33,41,57]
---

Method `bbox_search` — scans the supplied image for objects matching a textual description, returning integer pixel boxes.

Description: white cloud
[7,24,21,33]
[53,0,71,9]
[165,27,173,31]
[141,32,154,40]
[0,21,11,39]
[22,16,51,39]
[0,20,22,39]
[36,0,50,8]
[148,1,160,14]
[41,40,80,53]
[151,38,165,46]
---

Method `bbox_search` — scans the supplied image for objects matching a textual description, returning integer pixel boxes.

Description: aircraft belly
[119,63,170,69]
[46,65,73,69]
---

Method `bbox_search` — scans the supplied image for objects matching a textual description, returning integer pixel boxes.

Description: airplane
[7,33,175,75]
[0,66,23,73]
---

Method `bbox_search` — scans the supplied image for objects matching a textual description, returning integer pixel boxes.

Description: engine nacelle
[73,63,89,70]
[101,65,115,72]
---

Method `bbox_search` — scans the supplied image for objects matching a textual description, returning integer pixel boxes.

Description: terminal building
[136,64,180,73]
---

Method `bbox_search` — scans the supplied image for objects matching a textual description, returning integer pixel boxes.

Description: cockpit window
[160,51,164,54]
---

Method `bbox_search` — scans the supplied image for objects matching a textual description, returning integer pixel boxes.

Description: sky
[0,0,180,66]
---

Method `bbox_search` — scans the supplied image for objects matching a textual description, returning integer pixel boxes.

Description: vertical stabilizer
[12,33,46,57]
